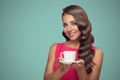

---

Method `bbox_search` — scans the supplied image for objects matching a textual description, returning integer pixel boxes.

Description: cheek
[77,28,81,35]
[78,29,81,34]
[63,28,67,33]
[78,32,81,37]
[76,30,81,37]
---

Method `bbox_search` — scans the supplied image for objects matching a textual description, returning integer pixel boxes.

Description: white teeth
[69,34,74,36]
[67,31,76,37]
[69,31,76,34]
[69,31,76,36]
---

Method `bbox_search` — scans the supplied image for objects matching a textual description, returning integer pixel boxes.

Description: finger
[79,59,85,64]
[76,59,85,64]
[59,64,64,71]
[71,63,75,67]
[59,57,64,61]
[64,64,70,71]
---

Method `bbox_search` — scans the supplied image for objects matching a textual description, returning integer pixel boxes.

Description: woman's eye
[72,22,77,26]
[63,24,68,27]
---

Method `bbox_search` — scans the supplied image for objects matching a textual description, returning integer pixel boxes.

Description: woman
[44,5,103,80]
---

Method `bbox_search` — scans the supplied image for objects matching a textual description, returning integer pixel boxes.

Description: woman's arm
[88,48,103,80]
[43,44,69,80]
[72,48,103,80]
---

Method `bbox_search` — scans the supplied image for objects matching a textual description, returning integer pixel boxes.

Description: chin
[69,38,79,41]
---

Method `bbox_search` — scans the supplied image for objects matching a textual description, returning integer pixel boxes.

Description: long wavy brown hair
[62,5,95,73]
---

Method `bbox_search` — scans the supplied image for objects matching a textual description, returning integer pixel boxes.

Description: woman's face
[62,14,81,41]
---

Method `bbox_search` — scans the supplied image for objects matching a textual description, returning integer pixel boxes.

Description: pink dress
[53,42,96,80]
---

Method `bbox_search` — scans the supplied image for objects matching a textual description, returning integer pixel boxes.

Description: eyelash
[72,22,77,26]
[63,22,77,27]
[63,24,67,27]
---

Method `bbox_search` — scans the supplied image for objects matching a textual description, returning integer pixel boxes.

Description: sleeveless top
[53,42,96,80]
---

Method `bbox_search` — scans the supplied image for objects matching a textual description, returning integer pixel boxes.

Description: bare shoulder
[93,47,104,67]
[49,43,57,56]
[50,43,57,50]
[94,48,103,58]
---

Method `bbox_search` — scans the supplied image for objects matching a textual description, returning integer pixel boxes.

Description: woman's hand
[57,58,70,73]
[72,59,85,71]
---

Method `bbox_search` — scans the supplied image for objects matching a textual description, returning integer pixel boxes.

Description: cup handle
[60,52,64,60]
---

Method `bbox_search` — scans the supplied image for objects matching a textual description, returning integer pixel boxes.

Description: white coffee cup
[60,51,76,62]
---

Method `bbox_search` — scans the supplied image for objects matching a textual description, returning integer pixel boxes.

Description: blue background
[0,0,120,80]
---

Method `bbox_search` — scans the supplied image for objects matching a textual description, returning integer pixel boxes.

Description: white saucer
[60,60,80,64]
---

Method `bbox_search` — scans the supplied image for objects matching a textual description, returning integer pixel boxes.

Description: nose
[67,25,72,31]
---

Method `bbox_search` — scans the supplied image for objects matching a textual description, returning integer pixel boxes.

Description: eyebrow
[63,20,76,24]
[70,21,76,23]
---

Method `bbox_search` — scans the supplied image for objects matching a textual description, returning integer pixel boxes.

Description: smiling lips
[67,31,76,37]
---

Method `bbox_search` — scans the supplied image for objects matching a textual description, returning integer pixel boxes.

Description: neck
[66,40,80,48]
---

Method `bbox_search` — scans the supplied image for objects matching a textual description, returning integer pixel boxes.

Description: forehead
[62,14,75,23]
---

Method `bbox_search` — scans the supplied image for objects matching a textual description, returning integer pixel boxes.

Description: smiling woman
[62,14,81,41]
[43,5,103,80]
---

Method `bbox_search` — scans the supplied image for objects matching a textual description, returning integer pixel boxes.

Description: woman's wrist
[57,68,66,76]
[76,66,89,80]
[76,66,86,74]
